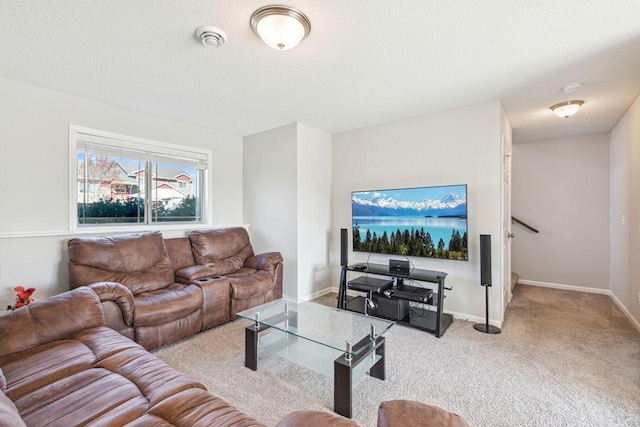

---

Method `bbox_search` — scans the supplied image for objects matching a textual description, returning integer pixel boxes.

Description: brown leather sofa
[0,287,263,427]
[68,228,283,351]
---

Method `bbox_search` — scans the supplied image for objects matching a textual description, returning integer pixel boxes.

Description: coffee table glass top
[236,297,394,356]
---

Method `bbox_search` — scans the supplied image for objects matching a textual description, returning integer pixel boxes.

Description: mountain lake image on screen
[351,184,468,261]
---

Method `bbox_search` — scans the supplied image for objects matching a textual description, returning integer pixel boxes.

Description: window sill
[0,224,249,239]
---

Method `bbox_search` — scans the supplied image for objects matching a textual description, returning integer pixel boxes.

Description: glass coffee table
[237,297,394,418]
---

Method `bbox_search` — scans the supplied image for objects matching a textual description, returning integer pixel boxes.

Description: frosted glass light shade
[550,100,584,118]
[251,5,311,51]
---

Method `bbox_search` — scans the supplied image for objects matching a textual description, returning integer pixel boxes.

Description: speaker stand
[473,284,501,334]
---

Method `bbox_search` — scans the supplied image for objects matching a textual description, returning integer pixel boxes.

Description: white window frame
[69,125,211,232]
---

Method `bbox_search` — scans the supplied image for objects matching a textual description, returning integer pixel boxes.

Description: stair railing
[511,216,539,233]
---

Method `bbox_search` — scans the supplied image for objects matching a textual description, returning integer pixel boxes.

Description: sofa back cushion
[164,237,196,270]
[0,287,104,357]
[68,231,175,295]
[190,228,255,276]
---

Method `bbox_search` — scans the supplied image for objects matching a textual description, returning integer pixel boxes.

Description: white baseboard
[519,279,640,333]
[445,309,503,329]
[300,287,340,301]
[608,291,640,333]
[518,279,611,295]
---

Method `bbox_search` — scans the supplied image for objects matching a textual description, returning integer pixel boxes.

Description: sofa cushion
[0,390,26,427]
[0,287,104,357]
[190,228,255,275]
[0,339,96,401]
[14,368,149,426]
[128,388,265,427]
[0,325,208,427]
[164,237,196,270]
[228,270,274,300]
[133,283,204,327]
[68,231,175,295]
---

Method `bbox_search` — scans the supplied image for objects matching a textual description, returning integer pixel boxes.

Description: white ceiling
[1,1,639,142]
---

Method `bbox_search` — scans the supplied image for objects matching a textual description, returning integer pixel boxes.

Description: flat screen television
[352,184,468,261]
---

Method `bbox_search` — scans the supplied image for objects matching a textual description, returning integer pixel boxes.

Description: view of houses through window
[75,130,206,226]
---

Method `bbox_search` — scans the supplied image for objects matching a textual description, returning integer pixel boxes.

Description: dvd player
[391,286,433,303]
[348,276,394,293]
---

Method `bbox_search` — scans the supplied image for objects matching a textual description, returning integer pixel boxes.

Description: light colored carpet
[154,286,640,426]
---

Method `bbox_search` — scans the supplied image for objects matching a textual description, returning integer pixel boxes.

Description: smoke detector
[195,26,227,48]
[562,82,581,93]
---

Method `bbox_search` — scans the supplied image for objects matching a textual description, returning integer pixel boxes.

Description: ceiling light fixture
[195,26,227,48]
[550,100,584,118]
[250,5,311,51]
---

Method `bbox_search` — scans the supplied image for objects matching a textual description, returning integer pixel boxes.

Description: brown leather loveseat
[67,227,283,351]
[0,287,263,426]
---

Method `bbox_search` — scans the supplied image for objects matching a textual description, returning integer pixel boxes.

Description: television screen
[351,184,468,261]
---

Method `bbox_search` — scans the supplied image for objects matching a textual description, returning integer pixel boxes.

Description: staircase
[511,272,519,292]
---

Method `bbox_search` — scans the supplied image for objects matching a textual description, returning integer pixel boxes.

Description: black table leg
[334,355,353,418]
[369,336,385,380]
[333,335,387,418]
[245,325,259,371]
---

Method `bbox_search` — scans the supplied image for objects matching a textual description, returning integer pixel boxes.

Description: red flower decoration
[7,285,36,311]
[14,286,35,301]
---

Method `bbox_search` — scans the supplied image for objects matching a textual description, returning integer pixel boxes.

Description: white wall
[500,103,513,312]
[332,100,505,325]
[511,134,610,290]
[243,123,332,299]
[296,124,332,299]
[610,93,640,328]
[243,124,299,297]
[0,77,244,309]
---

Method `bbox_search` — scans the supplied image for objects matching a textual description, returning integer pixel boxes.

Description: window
[71,126,209,228]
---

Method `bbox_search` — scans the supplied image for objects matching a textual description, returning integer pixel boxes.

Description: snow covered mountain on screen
[352,192,467,217]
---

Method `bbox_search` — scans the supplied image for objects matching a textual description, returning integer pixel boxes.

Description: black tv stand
[337,263,453,337]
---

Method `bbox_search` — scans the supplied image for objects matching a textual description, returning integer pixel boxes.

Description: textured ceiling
[1,1,639,142]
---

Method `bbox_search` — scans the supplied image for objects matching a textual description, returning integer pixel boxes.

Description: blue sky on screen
[353,185,466,202]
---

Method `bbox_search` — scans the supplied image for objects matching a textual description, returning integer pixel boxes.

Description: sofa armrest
[244,252,283,275]
[377,400,469,427]
[0,390,27,427]
[87,282,134,326]
[174,265,218,284]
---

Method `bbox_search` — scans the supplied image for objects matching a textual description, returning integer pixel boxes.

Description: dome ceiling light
[250,5,311,51]
[550,100,584,118]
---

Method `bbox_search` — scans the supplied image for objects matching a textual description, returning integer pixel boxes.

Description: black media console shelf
[337,263,453,337]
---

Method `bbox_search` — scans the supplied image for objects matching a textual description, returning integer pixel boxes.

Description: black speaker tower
[337,228,349,308]
[340,228,348,267]
[474,234,501,334]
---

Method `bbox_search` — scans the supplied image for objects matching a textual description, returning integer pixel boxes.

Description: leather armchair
[68,231,204,350]
[189,227,284,317]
